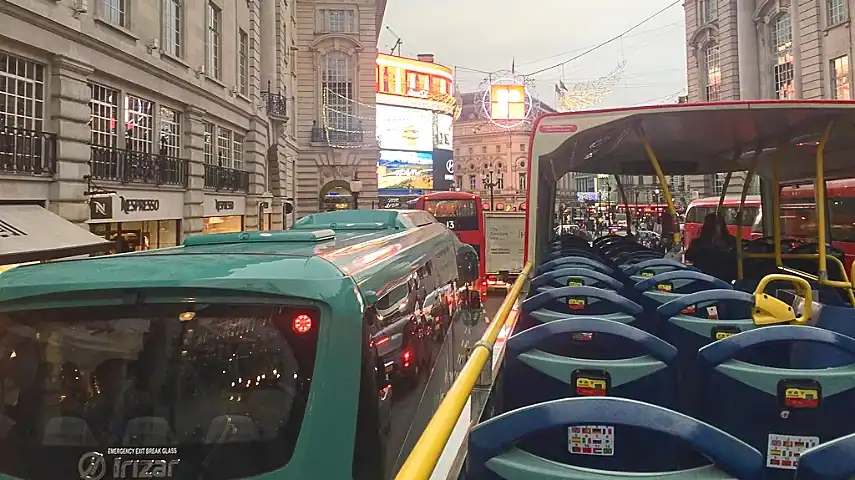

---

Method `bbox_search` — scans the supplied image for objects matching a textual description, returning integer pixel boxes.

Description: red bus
[416,192,487,297]
[683,182,855,270]
[683,196,762,250]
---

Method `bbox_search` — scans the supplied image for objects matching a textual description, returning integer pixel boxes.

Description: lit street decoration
[476,72,537,129]
[555,60,626,112]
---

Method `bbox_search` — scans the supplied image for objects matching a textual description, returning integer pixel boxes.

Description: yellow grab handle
[752,274,813,326]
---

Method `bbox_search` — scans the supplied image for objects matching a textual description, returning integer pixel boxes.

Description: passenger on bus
[686,213,737,282]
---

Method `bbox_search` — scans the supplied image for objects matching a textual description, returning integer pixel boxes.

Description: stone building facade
[0,0,386,256]
[683,0,853,197]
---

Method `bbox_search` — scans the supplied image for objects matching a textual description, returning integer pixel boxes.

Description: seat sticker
[766,433,819,469]
[568,426,614,456]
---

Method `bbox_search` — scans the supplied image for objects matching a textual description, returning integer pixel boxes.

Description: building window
[496,145,501,153]
[518,173,527,190]
[700,0,717,23]
[831,55,851,99]
[319,9,356,33]
[158,107,181,158]
[321,51,354,133]
[102,0,127,27]
[125,95,154,153]
[162,0,181,57]
[0,53,45,131]
[89,84,120,148]
[238,29,248,96]
[481,145,487,153]
[232,133,244,170]
[456,175,463,187]
[216,126,231,168]
[772,13,795,100]
[468,147,473,154]
[469,175,476,191]
[829,0,846,26]
[703,41,722,101]
[520,143,526,152]
[206,2,221,79]
[496,174,504,190]
[203,122,215,164]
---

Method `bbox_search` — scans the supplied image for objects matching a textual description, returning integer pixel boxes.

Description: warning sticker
[656,282,673,292]
[681,305,697,314]
[706,305,719,320]
[766,434,819,470]
[567,277,584,287]
[568,426,614,456]
[567,297,586,310]
[575,377,607,396]
[640,271,655,278]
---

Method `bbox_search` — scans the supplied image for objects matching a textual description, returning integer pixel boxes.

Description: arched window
[703,41,721,101]
[771,13,795,99]
[321,51,355,135]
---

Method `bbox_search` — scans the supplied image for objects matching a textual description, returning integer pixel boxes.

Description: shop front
[87,190,184,253]
[202,194,246,234]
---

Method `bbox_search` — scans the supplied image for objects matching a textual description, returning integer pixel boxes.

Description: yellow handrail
[636,127,680,247]
[394,262,533,480]
[815,121,834,282]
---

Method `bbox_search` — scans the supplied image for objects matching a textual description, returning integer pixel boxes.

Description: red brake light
[293,314,313,334]
[375,336,390,346]
[403,350,411,361]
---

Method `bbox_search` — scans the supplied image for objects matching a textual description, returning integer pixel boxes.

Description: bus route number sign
[445,220,455,229]
[572,370,609,397]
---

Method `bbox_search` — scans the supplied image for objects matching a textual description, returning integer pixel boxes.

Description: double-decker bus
[415,192,486,297]
[683,196,762,250]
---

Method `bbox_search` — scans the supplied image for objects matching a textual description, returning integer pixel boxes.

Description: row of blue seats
[465,234,855,479]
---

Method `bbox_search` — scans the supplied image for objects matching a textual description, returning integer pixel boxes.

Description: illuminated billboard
[376,54,458,117]
[376,105,434,152]
[378,150,433,190]
[434,113,453,150]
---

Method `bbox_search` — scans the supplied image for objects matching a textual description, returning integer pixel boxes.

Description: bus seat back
[796,431,855,480]
[696,326,855,478]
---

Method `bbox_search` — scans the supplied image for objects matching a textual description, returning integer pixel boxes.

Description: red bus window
[425,199,479,230]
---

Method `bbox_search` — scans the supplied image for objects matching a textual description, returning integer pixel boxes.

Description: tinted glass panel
[425,200,478,231]
[0,304,317,479]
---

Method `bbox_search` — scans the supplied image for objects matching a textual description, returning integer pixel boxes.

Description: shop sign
[87,190,184,223]
[203,193,247,217]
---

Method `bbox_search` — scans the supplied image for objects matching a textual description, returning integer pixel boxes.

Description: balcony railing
[0,126,57,176]
[89,145,189,187]
[204,164,250,192]
[311,126,363,145]
[261,81,288,121]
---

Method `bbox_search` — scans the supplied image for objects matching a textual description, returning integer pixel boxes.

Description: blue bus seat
[623,259,697,285]
[656,289,757,413]
[504,318,679,412]
[538,257,613,276]
[517,286,644,333]
[791,304,855,368]
[634,271,731,310]
[611,250,663,268]
[796,431,855,480]
[466,397,766,479]
[696,326,855,479]
[545,249,603,263]
[530,268,624,291]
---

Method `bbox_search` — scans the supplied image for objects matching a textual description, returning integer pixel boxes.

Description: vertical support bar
[717,172,733,211]
[636,127,679,247]
[816,121,834,282]
[735,151,762,281]
[771,155,783,268]
[613,174,631,233]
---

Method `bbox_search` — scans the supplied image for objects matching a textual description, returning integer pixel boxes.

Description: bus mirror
[363,290,379,306]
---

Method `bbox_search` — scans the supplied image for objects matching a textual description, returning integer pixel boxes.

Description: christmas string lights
[555,60,626,112]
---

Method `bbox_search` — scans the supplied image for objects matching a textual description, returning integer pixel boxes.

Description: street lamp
[350,180,363,210]
[481,170,498,210]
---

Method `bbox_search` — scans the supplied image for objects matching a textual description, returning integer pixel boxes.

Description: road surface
[386,294,505,475]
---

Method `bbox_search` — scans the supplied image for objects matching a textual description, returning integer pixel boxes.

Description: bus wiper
[199,417,238,479]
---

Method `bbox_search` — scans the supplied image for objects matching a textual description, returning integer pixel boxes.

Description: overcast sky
[378,0,687,109]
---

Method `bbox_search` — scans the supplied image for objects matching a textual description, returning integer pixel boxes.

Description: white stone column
[48,55,94,225]
[259,0,277,92]
[737,0,761,99]
[182,106,206,237]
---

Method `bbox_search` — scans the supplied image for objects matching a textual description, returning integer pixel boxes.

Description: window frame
[771,13,795,100]
[828,0,847,26]
[101,0,128,28]
[703,41,722,102]
[205,1,222,80]
[238,29,249,96]
[830,55,851,100]
[162,0,182,58]
[0,52,46,131]
[320,50,355,133]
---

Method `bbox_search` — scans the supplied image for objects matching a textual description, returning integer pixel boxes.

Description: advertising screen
[378,150,433,190]
[432,149,453,191]
[376,105,433,152]
[434,113,453,150]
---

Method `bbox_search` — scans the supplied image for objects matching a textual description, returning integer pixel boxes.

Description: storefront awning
[0,205,113,265]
